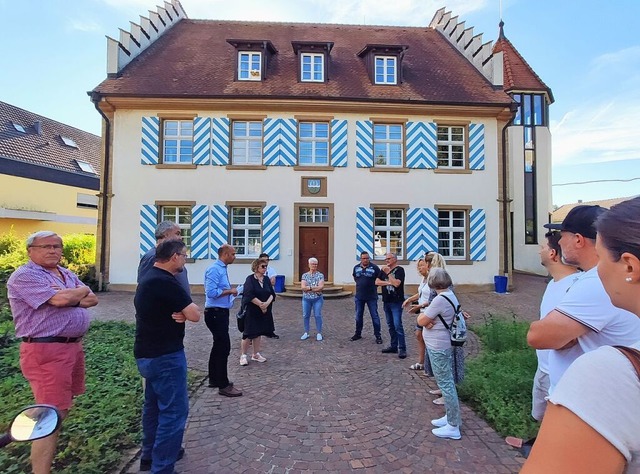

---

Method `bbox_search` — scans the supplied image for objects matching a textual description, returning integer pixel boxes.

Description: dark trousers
[204,307,231,389]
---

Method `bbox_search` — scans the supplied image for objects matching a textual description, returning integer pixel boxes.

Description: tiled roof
[93,20,513,107]
[0,101,101,177]
[492,22,553,102]
[551,196,639,223]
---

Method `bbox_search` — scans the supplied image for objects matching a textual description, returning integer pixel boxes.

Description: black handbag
[236,302,246,332]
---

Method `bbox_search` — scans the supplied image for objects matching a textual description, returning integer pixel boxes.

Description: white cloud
[67,18,102,32]
[591,45,640,71]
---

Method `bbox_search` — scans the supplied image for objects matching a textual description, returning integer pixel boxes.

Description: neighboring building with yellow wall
[0,101,101,238]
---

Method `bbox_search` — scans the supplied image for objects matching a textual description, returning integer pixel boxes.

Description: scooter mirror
[9,405,61,442]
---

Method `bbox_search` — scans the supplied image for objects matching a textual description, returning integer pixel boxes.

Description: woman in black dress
[239,258,276,365]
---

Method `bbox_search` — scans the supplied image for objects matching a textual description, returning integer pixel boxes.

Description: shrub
[458,313,539,439]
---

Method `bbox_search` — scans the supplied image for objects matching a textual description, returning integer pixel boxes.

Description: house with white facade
[90,0,553,291]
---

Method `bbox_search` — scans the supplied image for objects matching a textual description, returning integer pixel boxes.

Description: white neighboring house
[90,1,553,291]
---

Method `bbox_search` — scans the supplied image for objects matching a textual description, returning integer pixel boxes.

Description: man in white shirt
[527,205,640,392]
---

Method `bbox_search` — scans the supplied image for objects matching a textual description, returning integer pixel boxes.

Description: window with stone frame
[438,209,466,259]
[231,207,262,257]
[162,120,193,164]
[436,125,465,168]
[373,208,404,259]
[232,121,263,165]
[160,205,192,252]
[299,122,329,165]
[373,123,403,167]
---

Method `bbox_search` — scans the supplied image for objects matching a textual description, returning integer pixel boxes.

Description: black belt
[22,336,81,343]
[205,307,228,312]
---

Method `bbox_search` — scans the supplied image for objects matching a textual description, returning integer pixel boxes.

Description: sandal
[409,363,424,370]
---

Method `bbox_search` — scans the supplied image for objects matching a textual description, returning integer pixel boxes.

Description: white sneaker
[301,332,309,340]
[240,354,248,366]
[316,333,323,341]
[251,352,267,363]
[432,423,461,440]
[431,415,448,428]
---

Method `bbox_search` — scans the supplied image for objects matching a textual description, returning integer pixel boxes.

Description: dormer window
[239,52,262,81]
[227,39,277,82]
[357,44,408,86]
[291,41,333,83]
[301,53,324,82]
[375,56,397,85]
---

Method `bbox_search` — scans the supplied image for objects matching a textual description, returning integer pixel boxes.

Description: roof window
[11,122,26,133]
[61,135,78,148]
[75,159,96,174]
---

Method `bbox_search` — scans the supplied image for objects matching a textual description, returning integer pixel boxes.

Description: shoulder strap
[441,294,460,313]
[614,346,640,379]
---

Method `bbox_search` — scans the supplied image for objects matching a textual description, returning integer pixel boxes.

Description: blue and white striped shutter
[406,122,432,169]
[141,117,160,165]
[193,117,211,165]
[330,119,348,167]
[469,208,486,261]
[425,122,438,168]
[209,205,229,258]
[469,123,485,170]
[406,208,426,261]
[355,207,374,260]
[211,118,230,166]
[262,205,280,259]
[424,208,439,254]
[140,204,158,257]
[355,120,373,168]
[263,118,280,166]
[279,119,297,166]
[190,205,209,259]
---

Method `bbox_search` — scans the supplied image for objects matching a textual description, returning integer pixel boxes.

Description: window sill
[445,259,473,265]
[293,165,334,171]
[234,257,259,264]
[185,258,196,264]
[155,164,197,169]
[433,168,472,175]
[225,165,268,170]
[368,167,410,173]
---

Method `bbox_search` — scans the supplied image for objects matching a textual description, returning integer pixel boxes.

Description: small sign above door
[301,176,327,197]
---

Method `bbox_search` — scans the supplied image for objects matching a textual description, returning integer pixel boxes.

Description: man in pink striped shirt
[7,231,98,474]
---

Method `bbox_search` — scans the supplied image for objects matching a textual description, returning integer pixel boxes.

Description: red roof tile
[93,20,513,108]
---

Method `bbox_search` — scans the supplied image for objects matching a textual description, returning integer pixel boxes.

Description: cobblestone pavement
[92,272,546,473]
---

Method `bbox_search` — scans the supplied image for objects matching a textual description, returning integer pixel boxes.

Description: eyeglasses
[30,244,63,251]
[178,253,189,258]
[259,264,268,268]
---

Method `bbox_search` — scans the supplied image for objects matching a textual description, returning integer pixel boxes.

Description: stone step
[277,290,352,299]
[283,284,346,294]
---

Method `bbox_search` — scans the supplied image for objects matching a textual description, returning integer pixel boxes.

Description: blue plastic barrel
[274,275,285,293]
[494,275,508,294]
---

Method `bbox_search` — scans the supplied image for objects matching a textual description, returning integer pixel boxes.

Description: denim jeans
[427,347,461,427]
[137,350,189,474]
[383,301,405,351]
[354,297,381,337]
[204,308,231,389]
[302,297,323,332]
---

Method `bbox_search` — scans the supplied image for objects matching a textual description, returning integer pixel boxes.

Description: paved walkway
[92,273,546,473]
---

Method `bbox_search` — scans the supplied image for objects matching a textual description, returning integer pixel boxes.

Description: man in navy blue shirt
[351,251,383,343]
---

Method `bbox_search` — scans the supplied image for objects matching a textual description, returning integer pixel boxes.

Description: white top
[422,290,459,351]
[417,278,430,306]
[548,267,640,392]
[550,342,640,471]
[537,272,581,374]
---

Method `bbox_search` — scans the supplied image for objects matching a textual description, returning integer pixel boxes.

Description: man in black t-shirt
[134,240,201,474]
[375,253,407,359]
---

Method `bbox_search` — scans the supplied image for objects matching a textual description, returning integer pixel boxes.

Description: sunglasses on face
[259,264,268,268]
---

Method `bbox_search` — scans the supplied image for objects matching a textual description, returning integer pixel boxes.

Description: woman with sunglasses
[522,196,640,473]
[239,258,276,366]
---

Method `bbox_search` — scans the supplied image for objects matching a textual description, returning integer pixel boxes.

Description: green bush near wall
[459,314,539,440]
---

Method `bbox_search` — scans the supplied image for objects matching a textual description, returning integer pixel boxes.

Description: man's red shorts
[20,341,86,411]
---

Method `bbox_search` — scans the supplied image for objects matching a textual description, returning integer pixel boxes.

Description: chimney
[34,121,42,135]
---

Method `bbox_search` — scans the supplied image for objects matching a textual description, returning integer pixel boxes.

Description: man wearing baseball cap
[527,205,640,393]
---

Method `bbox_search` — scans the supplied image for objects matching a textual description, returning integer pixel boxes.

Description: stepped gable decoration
[106,0,187,76]
[429,7,503,87]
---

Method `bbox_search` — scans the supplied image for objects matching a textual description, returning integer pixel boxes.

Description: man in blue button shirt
[204,244,243,397]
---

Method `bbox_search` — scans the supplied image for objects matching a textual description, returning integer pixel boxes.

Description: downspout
[90,92,111,291]
[500,104,517,275]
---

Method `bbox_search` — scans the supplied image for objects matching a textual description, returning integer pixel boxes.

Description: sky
[1,0,639,207]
